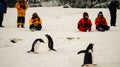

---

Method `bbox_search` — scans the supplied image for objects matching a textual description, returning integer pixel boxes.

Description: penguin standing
[45,34,57,51]
[77,43,94,66]
[27,38,45,54]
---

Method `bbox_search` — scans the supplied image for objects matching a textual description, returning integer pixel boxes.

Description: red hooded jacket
[78,18,92,32]
[95,17,108,27]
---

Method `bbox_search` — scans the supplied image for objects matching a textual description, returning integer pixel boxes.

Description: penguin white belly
[34,41,41,53]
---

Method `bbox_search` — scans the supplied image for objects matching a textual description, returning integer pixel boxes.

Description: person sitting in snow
[77,12,92,32]
[95,11,110,32]
[15,0,28,28]
[29,13,42,31]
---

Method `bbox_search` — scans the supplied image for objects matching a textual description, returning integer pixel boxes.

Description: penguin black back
[77,43,94,65]
[45,34,56,51]
[27,38,45,53]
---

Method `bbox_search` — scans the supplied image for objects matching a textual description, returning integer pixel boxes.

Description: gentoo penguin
[27,38,45,54]
[77,43,94,66]
[45,34,57,51]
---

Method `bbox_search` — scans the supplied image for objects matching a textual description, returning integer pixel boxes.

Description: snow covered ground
[0,7,120,67]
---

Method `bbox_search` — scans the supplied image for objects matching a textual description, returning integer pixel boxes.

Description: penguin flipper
[77,50,86,54]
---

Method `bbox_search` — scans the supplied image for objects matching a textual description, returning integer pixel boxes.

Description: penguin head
[39,39,45,43]
[86,43,94,51]
[45,34,50,38]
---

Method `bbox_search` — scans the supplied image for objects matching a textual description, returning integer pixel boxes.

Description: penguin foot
[48,49,57,51]
[27,51,32,53]
[82,64,97,67]
[52,49,57,51]
[27,51,39,54]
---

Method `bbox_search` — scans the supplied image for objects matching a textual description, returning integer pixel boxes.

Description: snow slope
[0,7,120,67]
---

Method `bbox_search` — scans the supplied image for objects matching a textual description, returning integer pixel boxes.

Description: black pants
[0,12,4,26]
[17,17,25,23]
[30,24,42,31]
[96,24,110,31]
[110,10,117,26]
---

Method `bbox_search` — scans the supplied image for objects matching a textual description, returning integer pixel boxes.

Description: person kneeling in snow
[77,12,92,32]
[95,11,110,32]
[29,13,42,31]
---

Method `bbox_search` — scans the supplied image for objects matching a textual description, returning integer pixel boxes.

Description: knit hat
[98,11,103,16]
[32,13,37,16]
[83,12,89,18]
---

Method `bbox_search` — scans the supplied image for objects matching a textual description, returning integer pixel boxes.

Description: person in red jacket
[77,12,92,32]
[95,11,110,32]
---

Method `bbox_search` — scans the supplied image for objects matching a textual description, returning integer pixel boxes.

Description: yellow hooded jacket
[15,2,28,17]
[29,17,42,26]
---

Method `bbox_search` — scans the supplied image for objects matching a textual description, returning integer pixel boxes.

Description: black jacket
[108,0,119,11]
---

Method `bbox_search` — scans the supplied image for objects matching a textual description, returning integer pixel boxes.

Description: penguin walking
[27,38,45,54]
[77,43,94,66]
[45,34,57,51]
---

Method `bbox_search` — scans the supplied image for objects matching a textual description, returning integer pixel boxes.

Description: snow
[0,7,120,67]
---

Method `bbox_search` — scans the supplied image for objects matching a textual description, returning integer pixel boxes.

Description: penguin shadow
[27,34,57,54]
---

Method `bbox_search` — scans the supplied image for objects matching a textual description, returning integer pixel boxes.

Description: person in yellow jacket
[29,13,42,31]
[15,0,28,28]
